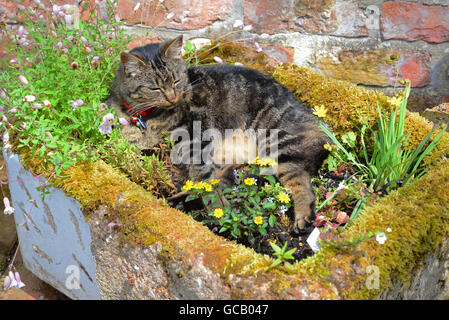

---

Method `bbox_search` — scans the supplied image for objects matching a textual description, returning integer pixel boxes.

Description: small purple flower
[267,197,274,203]
[279,205,288,214]
[98,113,114,134]
[3,197,14,215]
[4,271,25,290]
[70,99,83,110]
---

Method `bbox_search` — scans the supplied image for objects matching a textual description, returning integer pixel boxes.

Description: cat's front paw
[292,206,315,234]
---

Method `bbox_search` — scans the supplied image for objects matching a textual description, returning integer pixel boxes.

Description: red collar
[122,100,157,118]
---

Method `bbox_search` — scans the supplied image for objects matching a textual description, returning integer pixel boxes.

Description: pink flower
[9,58,17,64]
[99,103,107,111]
[62,48,68,54]
[254,42,262,53]
[118,117,129,126]
[9,108,18,113]
[18,75,28,85]
[3,197,14,215]
[4,271,25,290]
[70,99,83,110]
[80,36,89,46]
[56,41,63,49]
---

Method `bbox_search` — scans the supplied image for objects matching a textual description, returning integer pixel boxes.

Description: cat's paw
[292,207,315,234]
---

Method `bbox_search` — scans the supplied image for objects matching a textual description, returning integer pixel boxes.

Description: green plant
[269,241,296,268]
[183,158,292,245]
[0,0,130,175]
[320,82,446,193]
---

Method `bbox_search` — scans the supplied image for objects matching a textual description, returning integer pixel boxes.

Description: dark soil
[168,192,315,263]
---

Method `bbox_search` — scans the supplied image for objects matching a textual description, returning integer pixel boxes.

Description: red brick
[126,36,161,50]
[318,49,431,88]
[381,1,449,43]
[262,45,294,64]
[117,0,232,30]
[243,0,367,36]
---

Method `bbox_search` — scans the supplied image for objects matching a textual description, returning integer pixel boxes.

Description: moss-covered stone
[10,47,449,299]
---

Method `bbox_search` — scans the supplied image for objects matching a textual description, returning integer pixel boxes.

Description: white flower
[213,56,223,64]
[243,25,253,31]
[3,131,10,146]
[32,103,43,109]
[386,228,392,233]
[23,95,36,102]
[166,12,174,19]
[133,2,140,11]
[18,75,28,85]
[233,19,243,29]
[43,99,51,107]
[3,197,15,215]
[376,232,387,245]
[4,271,25,290]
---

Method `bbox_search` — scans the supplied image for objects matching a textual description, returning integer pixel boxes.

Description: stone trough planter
[4,67,449,300]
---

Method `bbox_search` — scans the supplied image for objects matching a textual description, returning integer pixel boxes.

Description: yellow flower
[313,105,327,118]
[244,177,256,186]
[323,143,337,152]
[249,156,259,165]
[253,216,263,225]
[233,217,238,222]
[183,180,194,191]
[210,179,220,185]
[204,183,213,192]
[193,181,207,190]
[277,192,291,204]
[388,96,403,108]
[257,158,277,167]
[213,208,224,219]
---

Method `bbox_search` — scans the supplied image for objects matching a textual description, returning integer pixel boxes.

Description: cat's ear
[120,52,147,77]
[161,35,183,59]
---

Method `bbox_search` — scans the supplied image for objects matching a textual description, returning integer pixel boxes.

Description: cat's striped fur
[108,36,330,233]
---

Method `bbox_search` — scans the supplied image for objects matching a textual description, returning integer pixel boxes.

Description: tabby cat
[107,35,330,233]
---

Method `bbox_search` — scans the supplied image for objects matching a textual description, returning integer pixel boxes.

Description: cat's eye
[150,87,161,91]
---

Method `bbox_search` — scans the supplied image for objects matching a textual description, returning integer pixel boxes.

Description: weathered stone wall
[2,0,449,111]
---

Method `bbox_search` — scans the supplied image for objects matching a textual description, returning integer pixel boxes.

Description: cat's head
[118,35,189,112]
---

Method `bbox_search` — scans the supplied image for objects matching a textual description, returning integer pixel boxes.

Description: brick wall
[2,0,449,112]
